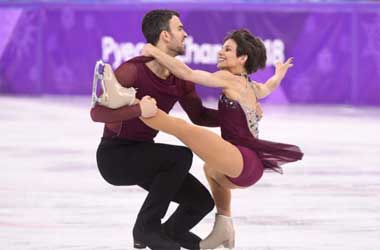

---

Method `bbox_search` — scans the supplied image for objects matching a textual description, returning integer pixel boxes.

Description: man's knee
[201,190,215,214]
[173,146,193,172]
[190,182,215,215]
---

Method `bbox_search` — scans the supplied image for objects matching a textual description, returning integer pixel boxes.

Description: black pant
[96,137,214,240]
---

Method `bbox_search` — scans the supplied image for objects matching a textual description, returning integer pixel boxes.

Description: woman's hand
[275,57,294,80]
[140,44,156,57]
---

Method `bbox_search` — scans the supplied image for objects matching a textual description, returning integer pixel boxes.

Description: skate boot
[91,60,137,109]
[200,214,235,249]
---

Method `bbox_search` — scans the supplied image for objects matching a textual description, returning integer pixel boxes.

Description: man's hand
[140,44,155,57]
[275,57,294,80]
[139,96,158,118]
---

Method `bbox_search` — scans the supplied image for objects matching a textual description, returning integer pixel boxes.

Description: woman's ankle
[216,210,231,217]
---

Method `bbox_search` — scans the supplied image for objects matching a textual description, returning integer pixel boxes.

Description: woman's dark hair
[142,9,180,45]
[224,29,267,74]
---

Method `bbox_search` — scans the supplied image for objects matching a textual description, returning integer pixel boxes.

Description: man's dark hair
[142,9,180,45]
[224,29,267,74]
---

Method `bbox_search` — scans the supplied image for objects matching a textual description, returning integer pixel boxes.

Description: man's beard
[170,46,185,56]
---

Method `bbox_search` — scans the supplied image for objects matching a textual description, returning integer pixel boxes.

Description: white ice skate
[91,60,137,109]
[200,214,235,249]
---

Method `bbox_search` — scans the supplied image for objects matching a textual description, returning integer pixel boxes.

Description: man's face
[166,16,188,56]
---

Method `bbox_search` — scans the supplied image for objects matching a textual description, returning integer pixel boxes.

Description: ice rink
[1,96,379,250]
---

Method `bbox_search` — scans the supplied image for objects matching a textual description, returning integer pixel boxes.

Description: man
[91,9,218,250]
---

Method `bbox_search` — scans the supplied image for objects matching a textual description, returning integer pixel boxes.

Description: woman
[139,29,303,249]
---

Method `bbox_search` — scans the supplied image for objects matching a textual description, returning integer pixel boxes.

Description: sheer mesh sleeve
[179,81,219,127]
[90,63,141,123]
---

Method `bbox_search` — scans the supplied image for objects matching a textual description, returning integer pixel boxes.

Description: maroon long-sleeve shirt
[90,56,219,141]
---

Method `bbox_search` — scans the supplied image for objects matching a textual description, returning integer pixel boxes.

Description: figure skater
[91,9,219,250]
[139,29,304,249]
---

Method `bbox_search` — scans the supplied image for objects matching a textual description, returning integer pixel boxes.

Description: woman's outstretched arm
[141,44,238,90]
[254,58,294,99]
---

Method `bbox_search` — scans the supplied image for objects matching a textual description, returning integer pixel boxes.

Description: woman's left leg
[200,166,240,250]
[204,165,242,216]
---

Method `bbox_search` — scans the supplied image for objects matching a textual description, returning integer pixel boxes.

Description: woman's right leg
[140,110,244,178]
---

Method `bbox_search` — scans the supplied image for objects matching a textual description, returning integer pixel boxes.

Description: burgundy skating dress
[218,83,303,187]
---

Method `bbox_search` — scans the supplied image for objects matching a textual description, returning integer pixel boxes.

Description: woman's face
[217,39,245,73]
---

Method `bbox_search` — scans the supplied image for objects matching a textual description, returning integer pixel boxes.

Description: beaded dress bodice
[217,78,303,174]
[218,82,261,142]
